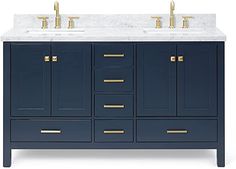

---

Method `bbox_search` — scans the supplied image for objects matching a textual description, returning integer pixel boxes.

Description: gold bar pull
[103,79,125,83]
[170,56,176,62]
[103,130,125,134]
[104,104,125,109]
[178,56,184,62]
[166,129,188,134]
[44,56,50,62]
[52,56,58,62]
[40,129,61,134]
[103,54,125,58]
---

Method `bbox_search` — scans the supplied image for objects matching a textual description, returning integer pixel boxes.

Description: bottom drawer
[95,120,133,142]
[137,120,217,142]
[11,120,91,142]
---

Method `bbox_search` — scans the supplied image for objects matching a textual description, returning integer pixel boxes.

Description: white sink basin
[26,29,85,35]
[143,28,205,34]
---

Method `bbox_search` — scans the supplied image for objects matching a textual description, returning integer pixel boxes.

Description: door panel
[137,43,176,116]
[52,43,91,116]
[11,43,50,116]
[177,43,217,116]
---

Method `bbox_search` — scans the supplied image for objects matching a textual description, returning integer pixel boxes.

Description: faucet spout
[54,1,59,16]
[169,0,175,28]
[54,1,61,29]
[170,0,175,15]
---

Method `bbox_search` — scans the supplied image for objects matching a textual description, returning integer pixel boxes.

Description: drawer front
[95,95,133,117]
[95,120,133,142]
[11,120,91,142]
[137,120,217,142]
[95,68,133,92]
[95,44,133,68]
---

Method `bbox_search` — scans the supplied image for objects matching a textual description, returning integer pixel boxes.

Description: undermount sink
[26,29,85,35]
[143,28,205,34]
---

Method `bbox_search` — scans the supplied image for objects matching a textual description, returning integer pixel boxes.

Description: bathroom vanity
[1,12,226,167]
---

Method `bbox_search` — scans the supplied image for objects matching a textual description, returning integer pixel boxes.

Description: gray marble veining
[1,14,226,41]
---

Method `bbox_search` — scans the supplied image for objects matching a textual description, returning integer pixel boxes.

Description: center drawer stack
[94,43,134,142]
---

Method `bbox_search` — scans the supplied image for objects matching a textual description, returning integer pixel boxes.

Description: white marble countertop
[1,14,226,42]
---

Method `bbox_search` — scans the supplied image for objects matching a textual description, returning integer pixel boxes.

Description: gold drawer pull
[167,129,188,134]
[104,104,125,109]
[103,130,125,134]
[103,54,125,58]
[44,56,50,62]
[103,79,125,83]
[40,129,61,134]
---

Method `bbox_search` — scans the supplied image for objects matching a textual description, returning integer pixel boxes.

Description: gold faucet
[54,1,61,29]
[169,0,175,28]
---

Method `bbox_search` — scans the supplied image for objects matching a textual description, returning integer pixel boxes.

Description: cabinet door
[52,43,91,116]
[177,43,217,116]
[11,43,50,116]
[137,43,176,116]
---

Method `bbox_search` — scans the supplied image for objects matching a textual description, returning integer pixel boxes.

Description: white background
[0,0,235,168]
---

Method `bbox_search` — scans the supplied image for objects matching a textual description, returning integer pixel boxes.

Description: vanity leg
[217,147,225,167]
[3,147,11,167]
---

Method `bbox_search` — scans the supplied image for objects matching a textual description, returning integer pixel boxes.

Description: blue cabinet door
[137,43,176,116]
[51,43,91,116]
[177,43,217,116]
[11,43,51,116]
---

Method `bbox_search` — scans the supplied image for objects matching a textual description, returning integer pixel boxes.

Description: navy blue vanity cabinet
[3,42,225,167]
[11,43,51,116]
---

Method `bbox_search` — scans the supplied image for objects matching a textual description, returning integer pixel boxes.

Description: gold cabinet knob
[182,16,193,28]
[68,16,80,29]
[178,56,184,62]
[170,56,176,62]
[151,16,162,29]
[38,16,49,29]
[52,56,58,62]
[44,56,50,62]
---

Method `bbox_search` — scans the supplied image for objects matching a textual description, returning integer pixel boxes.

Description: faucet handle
[68,16,80,29]
[37,16,49,29]
[182,16,193,29]
[151,16,162,29]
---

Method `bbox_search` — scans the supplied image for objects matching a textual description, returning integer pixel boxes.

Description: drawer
[11,120,91,142]
[95,95,133,117]
[95,68,133,92]
[137,120,217,142]
[95,43,133,68]
[95,120,133,142]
